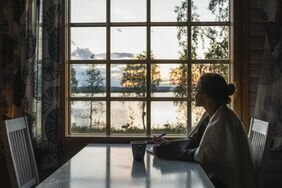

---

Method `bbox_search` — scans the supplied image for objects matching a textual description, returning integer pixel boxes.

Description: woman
[193,73,256,188]
[154,73,256,188]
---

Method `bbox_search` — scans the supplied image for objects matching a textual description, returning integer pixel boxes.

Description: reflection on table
[36,144,214,188]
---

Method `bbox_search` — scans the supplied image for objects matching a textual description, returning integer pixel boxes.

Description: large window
[66,0,230,137]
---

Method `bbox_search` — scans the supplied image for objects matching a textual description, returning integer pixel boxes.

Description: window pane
[151,0,187,22]
[151,64,187,98]
[192,26,229,60]
[71,0,106,22]
[111,27,146,59]
[151,101,187,135]
[111,101,146,135]
[71,64,106,97]
[111,64,147,97]
[111,0,146,22]
[71,27,106,60]
[70,101,106,134]
[192,0,229,22]
[151,27,187,59]
[191,64,229,95]
[67,0,231,137]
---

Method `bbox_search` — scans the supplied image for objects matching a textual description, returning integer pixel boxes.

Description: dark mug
[131,141,147,161]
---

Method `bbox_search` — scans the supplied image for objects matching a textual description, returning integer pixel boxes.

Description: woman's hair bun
[227,83,236,95]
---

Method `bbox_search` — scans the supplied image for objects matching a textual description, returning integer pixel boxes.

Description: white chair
[2,117,39,188]
[248,118,271,188]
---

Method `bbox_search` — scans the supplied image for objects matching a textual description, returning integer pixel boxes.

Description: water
[70,92,204,132]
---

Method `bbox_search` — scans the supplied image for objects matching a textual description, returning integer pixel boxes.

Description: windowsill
[62,135,187,143]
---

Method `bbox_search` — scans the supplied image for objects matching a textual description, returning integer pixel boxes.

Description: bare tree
[82,64,104,128]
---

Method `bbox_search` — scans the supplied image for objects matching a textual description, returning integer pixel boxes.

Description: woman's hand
[152,135,167,144]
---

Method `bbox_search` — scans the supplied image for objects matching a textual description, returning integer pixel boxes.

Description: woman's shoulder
[221,105,244,129]
[225,105,241,120]
[211,105,241,126]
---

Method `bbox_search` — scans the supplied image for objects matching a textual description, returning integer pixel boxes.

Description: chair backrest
[2,117,39,188]
[248,118,271,170]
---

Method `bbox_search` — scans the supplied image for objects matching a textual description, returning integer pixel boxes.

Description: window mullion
[187,0,192,133]
[106,0,111,136]
[67,0,71,136]
[146,0,151,136]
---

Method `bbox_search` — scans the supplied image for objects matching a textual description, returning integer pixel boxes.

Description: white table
[37,144,214,188]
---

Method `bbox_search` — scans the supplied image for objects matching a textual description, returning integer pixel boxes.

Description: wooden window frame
[60,0,249,144]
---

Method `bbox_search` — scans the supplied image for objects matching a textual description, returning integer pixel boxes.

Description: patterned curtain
[34,0,62,170]
[255,0,282,149]
[0,0,62,170]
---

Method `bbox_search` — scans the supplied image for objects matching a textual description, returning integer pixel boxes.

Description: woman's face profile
[194,80,205,107]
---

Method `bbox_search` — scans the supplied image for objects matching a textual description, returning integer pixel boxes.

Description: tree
[82,64,104,128]
[71,66,78,93]
[121,52,161,130]
[191,0,229,85]
[171,0,229,100]
[167,0,229,129]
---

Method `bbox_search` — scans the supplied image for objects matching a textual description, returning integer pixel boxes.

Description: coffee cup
[130,141,147,161]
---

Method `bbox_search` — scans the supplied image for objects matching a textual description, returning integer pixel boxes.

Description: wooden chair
[2,117,39,188]
[248,118,272,188]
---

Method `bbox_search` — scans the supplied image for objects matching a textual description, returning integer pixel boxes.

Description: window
[65,0,230,137]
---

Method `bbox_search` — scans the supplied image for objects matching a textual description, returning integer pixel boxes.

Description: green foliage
[209,0,229,21]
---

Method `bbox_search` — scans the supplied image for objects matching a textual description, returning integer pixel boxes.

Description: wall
[249,1,282,187]
[249,0,264,117]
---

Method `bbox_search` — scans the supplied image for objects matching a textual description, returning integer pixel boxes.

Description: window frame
[60,0,248,143]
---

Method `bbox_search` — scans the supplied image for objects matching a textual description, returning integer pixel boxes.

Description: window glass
[192,0,229,21]
[151,27,187,59]
[111,0,146,22]
[111,64,147,97]
[71,27,106,60]
[192,26,229,60]
[71,0,106,22]
[151,0,187,22]
[111,101,147,135]
[111,27,146,60]
[151,64,187,98]
[71,64,106,97]
[67,0,231,136]
[151,101,187,135]
[71,101,106,134]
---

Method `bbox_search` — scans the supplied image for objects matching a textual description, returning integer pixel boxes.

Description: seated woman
[153,73,256,188]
